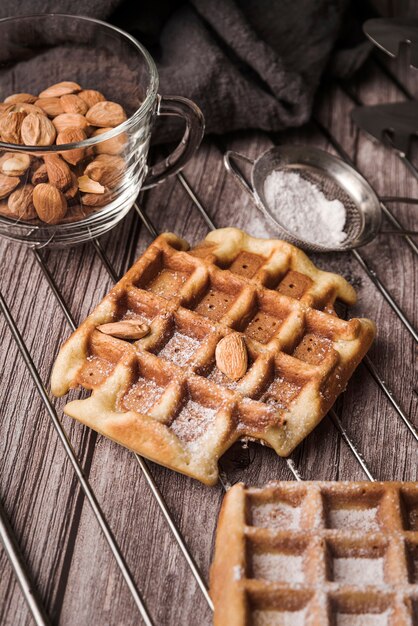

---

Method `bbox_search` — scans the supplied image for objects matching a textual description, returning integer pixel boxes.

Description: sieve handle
[381,230,418,235]
[224,151,256,197]
[380,196,418,205]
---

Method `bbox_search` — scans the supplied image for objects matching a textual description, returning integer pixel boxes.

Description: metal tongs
[352,18,418,215]
[364,18,418,68]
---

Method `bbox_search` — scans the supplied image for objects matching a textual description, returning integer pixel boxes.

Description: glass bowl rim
[0,12,159,153]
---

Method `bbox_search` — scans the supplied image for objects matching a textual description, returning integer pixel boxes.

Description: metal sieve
[224,145,416,253]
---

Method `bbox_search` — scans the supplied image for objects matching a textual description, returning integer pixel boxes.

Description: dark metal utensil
[364,18,418,68]
[352,101,418,155]
[352,101,418,184]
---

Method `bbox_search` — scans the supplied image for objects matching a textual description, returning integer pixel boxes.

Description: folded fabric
[0,0,371,137]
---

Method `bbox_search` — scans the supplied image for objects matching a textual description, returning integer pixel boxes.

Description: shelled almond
[0,80,129,225]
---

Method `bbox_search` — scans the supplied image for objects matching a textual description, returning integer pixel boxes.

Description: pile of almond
[0,81,128,225]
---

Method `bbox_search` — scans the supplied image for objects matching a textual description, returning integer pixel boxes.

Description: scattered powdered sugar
[333,557,384,584]
[252,551,304,583]
[251,501,301,530]
[170,400,216,442]
[158,331,200,366]
[264,170,347,246]
[208,364,239,391]
[337,612,390,626]
[252,608,307,626]
[328,507,379,532]
[122,378,164,414]
[232,565,244,581]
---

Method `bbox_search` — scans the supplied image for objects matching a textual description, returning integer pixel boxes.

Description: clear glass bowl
[0,14,204,247]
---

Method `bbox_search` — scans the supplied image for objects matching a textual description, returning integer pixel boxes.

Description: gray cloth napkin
[0,0,371,136]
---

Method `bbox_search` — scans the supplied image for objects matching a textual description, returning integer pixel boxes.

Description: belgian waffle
[51,228,375,485]
[210,481,418,626]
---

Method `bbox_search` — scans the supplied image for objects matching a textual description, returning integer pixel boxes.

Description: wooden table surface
[0,48,417,626]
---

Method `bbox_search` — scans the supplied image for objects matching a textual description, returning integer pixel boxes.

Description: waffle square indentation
[331,593,394,626]
[121,377,165,414]
[323,489,383,532]
[226,251,265,278]
[187,270,248,323]
[326,538,387,585]
[193,288,236,321]
[249,489,305,530]
[249,536,308,584]
[276,270,313,300]
[169,379,225,443]
[119,358,171,415]
[248,589,313,626]
[292,333,333,366]
[134,248,196,299]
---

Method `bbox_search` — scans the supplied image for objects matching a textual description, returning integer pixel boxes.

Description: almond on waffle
[51,228,375,485]
[210,481,418,626]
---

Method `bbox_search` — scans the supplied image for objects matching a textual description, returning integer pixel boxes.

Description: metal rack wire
[1,56,417,626]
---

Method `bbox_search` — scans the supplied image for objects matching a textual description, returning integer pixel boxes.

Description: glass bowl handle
[142,95,205,189]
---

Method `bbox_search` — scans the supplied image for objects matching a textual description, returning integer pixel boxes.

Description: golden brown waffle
[210,481,418,626]
[51,228,375,485]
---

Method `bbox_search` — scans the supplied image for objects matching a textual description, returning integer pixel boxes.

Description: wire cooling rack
[0,54,417,626]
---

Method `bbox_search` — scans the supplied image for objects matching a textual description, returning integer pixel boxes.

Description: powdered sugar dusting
[232,565,244,581]
[328,507,379,532]
[158,331,200,366]
[123,310,152,323]
[252,551,304,582]
[264,170,346,246]
[171,400,216,442]
[208,365,239,390]
[252,608,307,626]
[337,612,390,626]
[333,557,384,584]
[252,501,301,530]
[122,378,164,414]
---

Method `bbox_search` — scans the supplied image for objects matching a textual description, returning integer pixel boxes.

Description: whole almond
[5,93,37,104]
[86,101,127,128]
[31,163,48,185]
[7,184,36,219]
[33,183,67,223]
[215,334,248,381]
[11,103,45,116]
[92,127,127,155]
[56,127,87,165]
[0,152,31,176]
[96,320,150,340]
[21,113,56,146]
[0,111,26,144]
[84,155,125,188]
[78,89,105,108]
[52,113,89,134]
[44,154,72,190]
[60,94,88,116]
[0,172,20,199]
[35,97,64,118]
[38,81,81,98]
